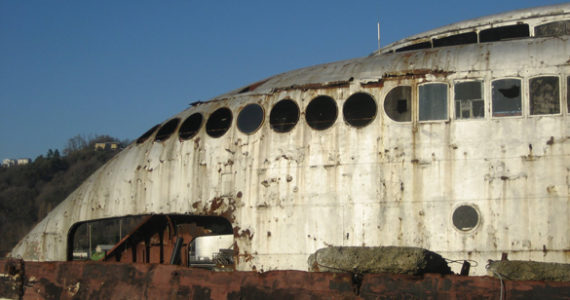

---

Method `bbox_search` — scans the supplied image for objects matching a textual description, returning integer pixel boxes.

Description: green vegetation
[0,135,129,257]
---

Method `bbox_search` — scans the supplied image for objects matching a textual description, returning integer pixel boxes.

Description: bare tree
[63,135,88,155]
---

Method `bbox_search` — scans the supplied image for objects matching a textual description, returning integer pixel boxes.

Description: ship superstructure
[10,4,570,276]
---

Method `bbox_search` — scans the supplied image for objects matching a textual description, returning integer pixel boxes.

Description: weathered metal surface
[0,259,23,299]
[1,259,570,299]
[9,4,570,277]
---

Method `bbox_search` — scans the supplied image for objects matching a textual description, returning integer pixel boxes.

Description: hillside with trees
[0,135,129,256]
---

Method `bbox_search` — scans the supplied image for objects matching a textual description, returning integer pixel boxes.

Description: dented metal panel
[9,4,570,277]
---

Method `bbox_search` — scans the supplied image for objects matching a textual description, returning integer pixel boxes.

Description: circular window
[179,113,203,140]
[206,108,233,138]
[343,93,377,127]
[270,99,299,133]
[384,86,412,122]
[136,124,160,144]
[154,118,180,142]
[305,95,337,130]
[452,205,480,232]
[237,103,264,134]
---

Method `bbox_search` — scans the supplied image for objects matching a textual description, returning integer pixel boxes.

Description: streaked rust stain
[1,259,569,299]
[382,68,454,79]
[272,80,350,92]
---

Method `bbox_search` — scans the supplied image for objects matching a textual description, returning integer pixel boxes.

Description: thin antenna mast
[377,20,381,50]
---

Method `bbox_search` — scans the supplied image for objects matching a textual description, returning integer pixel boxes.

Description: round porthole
[136,124,160,144]
[206,108,233,138]
[343,92,377,127]
[237,103,264,134]
[384,86,412,122]
[452,205,480,232]
[179,113,203,140]
[155,118,180,142]
[305,95,337,130]
[270,99,299,133]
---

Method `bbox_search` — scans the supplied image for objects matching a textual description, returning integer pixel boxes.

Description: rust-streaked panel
[1,260,569,299]
[0,259,23,299]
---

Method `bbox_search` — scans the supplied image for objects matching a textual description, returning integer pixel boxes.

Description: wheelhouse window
[270,99,300,133]
[343,92,377,128]
[455,81,484,119]
[419,83,448,121]
[535,21,570,37]
[305,95,337,130]
[395,41,431,52]
[384,86,411,122]
[492,79,521,117]
[206,108,233,138]
[480,24,530,42]
[237,103,264,134]
[433,32,477,48]
[530,76,560,115]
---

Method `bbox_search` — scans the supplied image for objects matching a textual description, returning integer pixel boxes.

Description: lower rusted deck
[1,259,569,299]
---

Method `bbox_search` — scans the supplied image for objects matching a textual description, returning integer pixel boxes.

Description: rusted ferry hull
[2,259,569,299]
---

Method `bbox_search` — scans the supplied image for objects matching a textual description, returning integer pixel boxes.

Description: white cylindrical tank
[189,234,234,262]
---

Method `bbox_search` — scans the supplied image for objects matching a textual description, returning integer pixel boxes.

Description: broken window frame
[418,82,448,122]
[491,78,522,118]
[529,75,560,116]
[384,85,412,123]
[453,80,485,120]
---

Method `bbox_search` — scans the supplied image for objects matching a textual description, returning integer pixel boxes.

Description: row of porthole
[137,74,570,144]
[136,92,377,144]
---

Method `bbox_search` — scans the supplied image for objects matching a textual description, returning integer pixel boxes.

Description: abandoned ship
[2,3,570,299]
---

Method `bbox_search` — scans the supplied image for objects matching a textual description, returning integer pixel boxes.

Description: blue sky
[0,0,566,160]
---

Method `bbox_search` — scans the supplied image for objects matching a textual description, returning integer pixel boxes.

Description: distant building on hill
[1,159,15,168]
[94,142,120,151]
[17,158,31,165]
[2,158,31,168]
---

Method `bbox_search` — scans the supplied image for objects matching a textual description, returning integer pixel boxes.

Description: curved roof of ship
[377,3,570,54]
[207,3,570,103]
